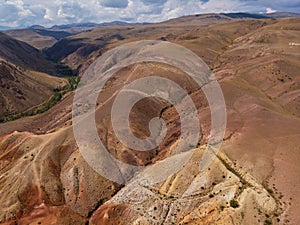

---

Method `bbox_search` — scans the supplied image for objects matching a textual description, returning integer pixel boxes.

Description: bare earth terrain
[0,14,299,225]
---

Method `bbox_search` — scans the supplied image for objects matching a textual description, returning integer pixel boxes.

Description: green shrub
[230,200,239,208]
[264,219,272,225]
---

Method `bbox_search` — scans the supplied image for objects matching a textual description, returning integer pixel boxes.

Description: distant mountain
[222,12,269,19]
[29,25,46,29]
[4,28,71,49]
[49,22,100,32]
[27,21,137,34]
[1,21,142,33]
[3,12,299,49]
[163,12,300,25]
[265,12,300,18]
[34,29,71,40]
[4,21,139,49]
[0,26,13,31]
[44,21,145,33]
[1,12,299,32]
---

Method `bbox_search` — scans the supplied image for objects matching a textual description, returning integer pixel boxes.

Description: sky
[0,0,299,28]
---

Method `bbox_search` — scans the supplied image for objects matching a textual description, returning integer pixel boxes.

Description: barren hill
[0,59,69,122]
[0,16,299,225]
[44,17,275,77]
[0,32,59,74]
[3,28,71,50]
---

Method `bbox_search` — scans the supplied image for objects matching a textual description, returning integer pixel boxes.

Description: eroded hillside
[0,17,299,225]
[0,59,69,122]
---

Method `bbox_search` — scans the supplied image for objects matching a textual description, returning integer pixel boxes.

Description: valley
[0,13,299,225]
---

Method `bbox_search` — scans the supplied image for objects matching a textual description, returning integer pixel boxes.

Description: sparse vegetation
[0,76,80,123]
[230,200,239,208]
[264,219,272,225]
[266,188,274,195]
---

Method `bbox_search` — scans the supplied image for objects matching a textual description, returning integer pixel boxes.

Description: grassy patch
[0,76,80,123]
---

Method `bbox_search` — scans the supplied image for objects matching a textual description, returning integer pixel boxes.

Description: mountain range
[0,12,299,225]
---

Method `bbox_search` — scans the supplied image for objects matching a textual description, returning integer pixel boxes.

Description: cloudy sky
[0,0,299,28]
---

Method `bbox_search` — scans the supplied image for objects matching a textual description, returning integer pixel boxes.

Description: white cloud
[266,7,277,14]
[0,0,299,28]
[43,8,53,21]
